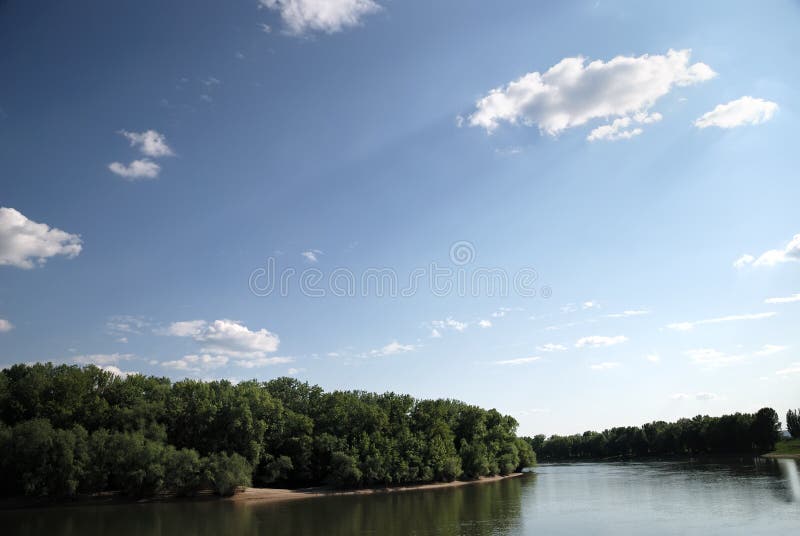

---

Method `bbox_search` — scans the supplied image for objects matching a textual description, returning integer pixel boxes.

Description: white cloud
[605,309,650,318]
[575,335,628,348]
[97,365,137,378]
[73,353,135,366]
[734,234,800,268]
[478,319,492,328]
[107,315,149,335]
[468,49,714,138]
[301,249,322,262]
[733,254,755,268]
[670,392,720,401]
[494,356,541,365]
[109,159,161,180]
[259,23,272,33]
[646,353,661,363]
[666,311,776,331]
[370,340,416,357]
[287,367,305,375]
[259,0,381,35]
[587,112,662,141]
[582,301,599,309]
[430,328,442,339]
[118,130,174,157]
[431,317,468,333]
[0,207,83,269]
[754,344,787,357]
[590,361,621,370]
[537,343,567,352]
[0,318,13,332]
[776,363,800,376]
[234,356,294,368]
[162,319,280,358]
[685,348,746,368]
[694,96,778,129]
[162,354,229,372]
[765,293,800,304]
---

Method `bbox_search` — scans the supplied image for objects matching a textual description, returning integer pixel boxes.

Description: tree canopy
[0,363,534,498]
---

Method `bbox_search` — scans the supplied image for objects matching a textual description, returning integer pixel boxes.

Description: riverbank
[0,473,526,510]
[230,473,525,505]
[763,439,800,459]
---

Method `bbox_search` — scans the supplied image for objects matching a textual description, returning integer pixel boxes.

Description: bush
[206,452,252,496]
[326,452,362,488]
[164,446,204,496]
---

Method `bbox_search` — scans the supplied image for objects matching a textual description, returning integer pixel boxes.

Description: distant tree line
[788,409,800,439]
[0,363,535,499]
[527,408,783,461]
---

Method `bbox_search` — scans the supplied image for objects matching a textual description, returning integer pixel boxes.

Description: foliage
[534,408,783,460]
[0,363,531,498]
[206,452,252,497]
[786,409,800,439]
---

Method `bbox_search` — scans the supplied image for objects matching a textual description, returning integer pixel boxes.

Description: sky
[1,0,799,436]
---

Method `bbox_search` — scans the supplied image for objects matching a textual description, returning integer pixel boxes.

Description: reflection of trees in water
[2,478,528,536]
[776,459,800,503]
[257,477,526,536]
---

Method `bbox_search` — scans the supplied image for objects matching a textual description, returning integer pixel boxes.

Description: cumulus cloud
[107,315,149,335]
[765,293,800,304]
[478,319,492,328]
[108,159,161,180]
[369,341,416,357]
[259,0,381,35]
[0,207,82,269]
[493,356,541,365]
[575,335,628,348]
[118,130,174,157]
[468,49,714,139]
[734,234,800,268]
[587,112,662,141]
[162,319,280,359]
[590,361,621,370]
[646,353,661,363]
[97,365,137,378]
[666,312,776,331]
[694,96,778,129]
[0,318,13,332]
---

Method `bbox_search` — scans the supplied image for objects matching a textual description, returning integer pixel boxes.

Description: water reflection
[777,458,800,502]
[4,461,800,535]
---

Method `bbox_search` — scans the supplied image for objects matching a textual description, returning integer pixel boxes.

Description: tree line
[787,409,800,439]
[527,408,783,461]
[0,363,535,499]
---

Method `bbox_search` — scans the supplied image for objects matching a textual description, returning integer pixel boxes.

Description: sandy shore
[229,473,526,505]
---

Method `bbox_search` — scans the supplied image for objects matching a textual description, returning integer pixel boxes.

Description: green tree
[206,452,252,496]
[787,409,800,439]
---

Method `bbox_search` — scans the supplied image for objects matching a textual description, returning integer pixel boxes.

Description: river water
[3,458,799,535]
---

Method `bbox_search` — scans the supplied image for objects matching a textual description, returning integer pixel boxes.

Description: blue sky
[1,0,799,436]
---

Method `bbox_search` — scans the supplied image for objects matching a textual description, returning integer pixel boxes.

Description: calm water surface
[4,458,799,535]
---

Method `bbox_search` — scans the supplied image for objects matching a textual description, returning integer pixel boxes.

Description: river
[3,458,799,535]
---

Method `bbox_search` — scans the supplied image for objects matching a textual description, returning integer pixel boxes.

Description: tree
[787,409,800,439]
[327,452,362,488]
[751,407,781,452]
[206,452,252,496]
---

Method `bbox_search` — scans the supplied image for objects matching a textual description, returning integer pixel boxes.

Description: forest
[528,407,783,461]
[0,363,535,499]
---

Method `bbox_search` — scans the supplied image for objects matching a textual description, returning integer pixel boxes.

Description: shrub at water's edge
[0,363,534,499]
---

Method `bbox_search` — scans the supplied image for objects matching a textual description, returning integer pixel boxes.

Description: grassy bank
[763,438,800,459]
